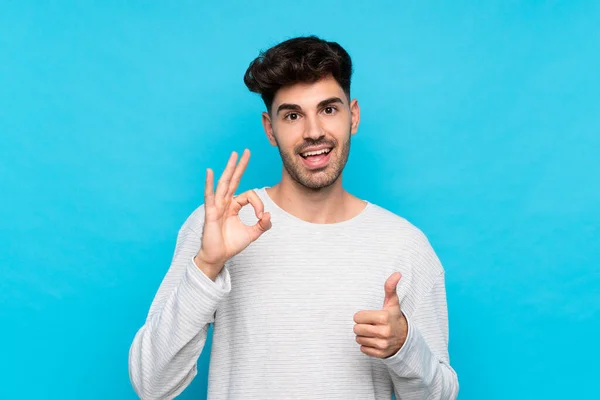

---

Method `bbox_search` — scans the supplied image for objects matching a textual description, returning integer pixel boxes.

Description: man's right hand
[194,149,272,280]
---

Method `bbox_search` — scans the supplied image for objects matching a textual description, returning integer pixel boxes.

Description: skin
[260,74,363,224]
[354,272,409,358]
[194,74,408,358]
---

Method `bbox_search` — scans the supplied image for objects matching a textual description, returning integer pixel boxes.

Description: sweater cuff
[381,313,433,377]
[177,257,231,322]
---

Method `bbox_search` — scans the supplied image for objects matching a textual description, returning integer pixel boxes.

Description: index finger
[231,189,264,219]
[353,310,388,325]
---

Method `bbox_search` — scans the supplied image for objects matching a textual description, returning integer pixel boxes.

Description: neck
[266,172,365,224]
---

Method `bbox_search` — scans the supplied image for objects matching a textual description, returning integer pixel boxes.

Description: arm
[128,213,232,400]
[128,149,271,400]
[382,271,459,399]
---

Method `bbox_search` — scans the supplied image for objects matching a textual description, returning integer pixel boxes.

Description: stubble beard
[275,131,352,190]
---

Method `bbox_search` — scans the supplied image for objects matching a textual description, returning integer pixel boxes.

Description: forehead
[272,75,346,108]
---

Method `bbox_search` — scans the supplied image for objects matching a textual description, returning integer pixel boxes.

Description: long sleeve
[382,272,459,399]
[128,208,232,400]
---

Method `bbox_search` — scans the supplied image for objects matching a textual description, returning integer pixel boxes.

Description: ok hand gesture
[195,149,272,279]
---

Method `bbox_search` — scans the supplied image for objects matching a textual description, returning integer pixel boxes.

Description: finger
[353,310,389,325]
[356,335,388,350]
[359,345,386,359]
[226,149,250,199]
[231,190,265,219]
[215,151,239,202]
[247,211,272,242]
[383,272,402,309]
[204,168,215,208]
[229,190,271,241]
[353,323,386,338]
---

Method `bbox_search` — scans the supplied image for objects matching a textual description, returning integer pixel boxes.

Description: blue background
[1,1,599,399]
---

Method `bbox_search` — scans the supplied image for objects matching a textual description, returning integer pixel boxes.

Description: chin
[291,165,342,190]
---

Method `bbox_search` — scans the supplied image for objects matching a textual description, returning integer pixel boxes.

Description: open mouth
[299,147,333,169]
[300,148,332,159]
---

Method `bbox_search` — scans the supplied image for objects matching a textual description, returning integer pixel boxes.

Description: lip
[299,145,333,154]
[299,149,332,170]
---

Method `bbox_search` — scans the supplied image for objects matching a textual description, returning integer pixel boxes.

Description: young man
[129,36,459,399]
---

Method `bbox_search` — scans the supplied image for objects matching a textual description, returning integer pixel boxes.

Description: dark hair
[243,35,353,114]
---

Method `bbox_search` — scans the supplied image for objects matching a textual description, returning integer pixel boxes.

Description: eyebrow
[276,96,345,115]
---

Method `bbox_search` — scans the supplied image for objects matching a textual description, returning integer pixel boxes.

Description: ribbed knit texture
[129,187,459,399]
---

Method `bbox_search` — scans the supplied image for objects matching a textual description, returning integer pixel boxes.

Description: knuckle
[382,326,391,338]
[381,312,389,324]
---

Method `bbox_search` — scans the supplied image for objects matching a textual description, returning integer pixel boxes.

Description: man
[129,35,459,399]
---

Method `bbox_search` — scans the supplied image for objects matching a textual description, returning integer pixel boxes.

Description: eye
[285,112,300,121]
[323,106,338,115]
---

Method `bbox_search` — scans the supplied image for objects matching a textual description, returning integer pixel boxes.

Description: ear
[350,99,360,135]
[262,111,278,146]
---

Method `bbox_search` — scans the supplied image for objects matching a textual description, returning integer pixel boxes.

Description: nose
[303,114,325,141]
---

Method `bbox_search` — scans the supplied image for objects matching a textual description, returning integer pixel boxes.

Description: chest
[220,229,402,330]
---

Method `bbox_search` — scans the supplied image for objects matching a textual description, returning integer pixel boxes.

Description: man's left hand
[353,272,408,359]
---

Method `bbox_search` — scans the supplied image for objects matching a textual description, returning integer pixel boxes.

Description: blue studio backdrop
[1,1,598,399]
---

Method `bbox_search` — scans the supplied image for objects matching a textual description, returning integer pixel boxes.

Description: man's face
[262,75,360,190]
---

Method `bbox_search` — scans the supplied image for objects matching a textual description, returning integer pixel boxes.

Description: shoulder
[365,202,428,242]
[365,202,444,276]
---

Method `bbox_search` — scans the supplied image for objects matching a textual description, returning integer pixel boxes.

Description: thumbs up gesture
[353,272,408,359]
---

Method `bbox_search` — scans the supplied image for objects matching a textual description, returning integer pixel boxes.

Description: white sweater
[128,187,459,399]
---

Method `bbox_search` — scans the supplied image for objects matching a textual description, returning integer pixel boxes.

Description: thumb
[247,211,272,242]
[383,272,402,309]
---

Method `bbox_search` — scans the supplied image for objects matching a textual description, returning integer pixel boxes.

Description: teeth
[302,148,331,157]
